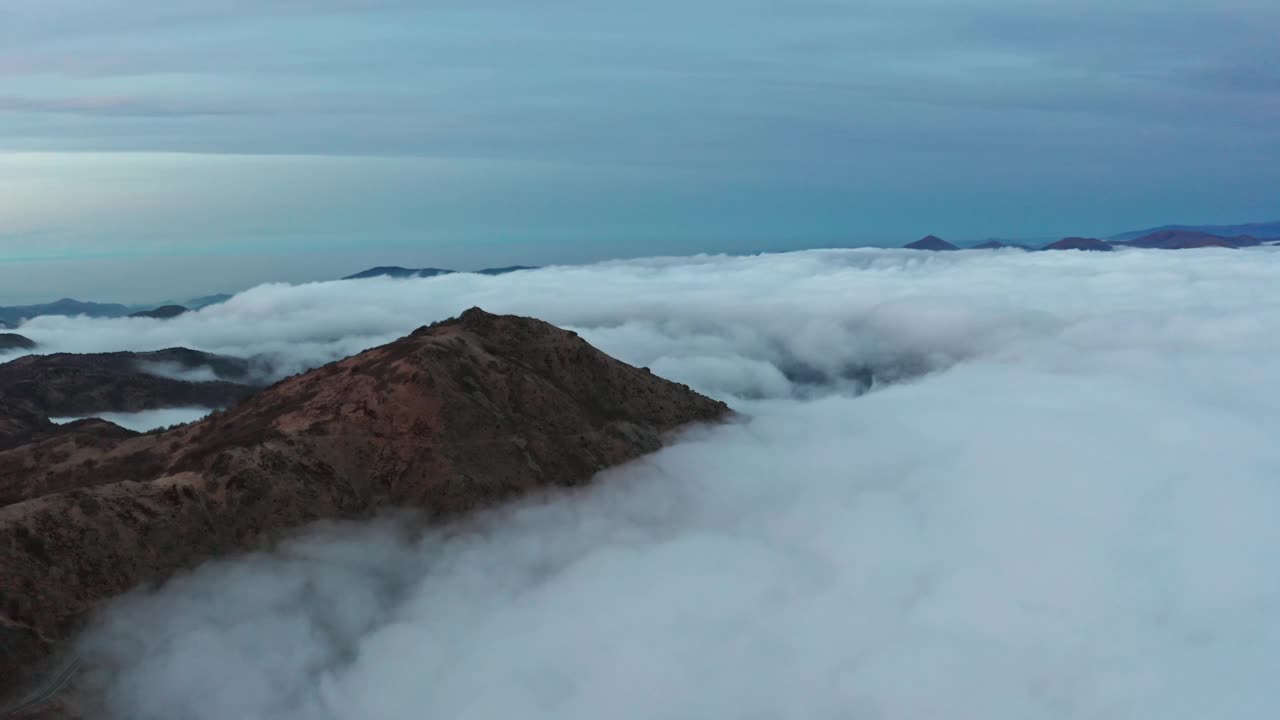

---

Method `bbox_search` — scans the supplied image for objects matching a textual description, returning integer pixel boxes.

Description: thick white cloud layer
[60,247,1280,718]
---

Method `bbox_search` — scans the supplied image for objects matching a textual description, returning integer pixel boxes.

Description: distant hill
[1117,230,1258,250]
[972,240,1029,250]
[343,265,539,280]
[343,266,454,280]
[129,304,189,319]
[0,298,130,327]
[0,334,35,352]
[1042,237,1115,252]
[185,294,233,309]
[1109,221,1280,242]
[0,347,259,418]
[904,235,959,251]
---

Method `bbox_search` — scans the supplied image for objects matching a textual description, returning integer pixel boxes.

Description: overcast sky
[2,0,1279,302]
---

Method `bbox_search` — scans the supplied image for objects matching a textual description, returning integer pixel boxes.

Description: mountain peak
[0,311,729,696]
[904,235,959,251]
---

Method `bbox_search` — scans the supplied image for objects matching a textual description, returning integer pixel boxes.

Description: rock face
[904,235,959,251]
[0,333,36,351]
[127,305,188,319]
[0,309,729,700]
[1042,237,1115,252]
[0,348,259,418]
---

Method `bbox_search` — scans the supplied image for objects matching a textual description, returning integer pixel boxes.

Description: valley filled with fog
[15,246,1280,718]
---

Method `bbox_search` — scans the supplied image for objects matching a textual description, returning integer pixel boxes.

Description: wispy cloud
[0,95,263,117]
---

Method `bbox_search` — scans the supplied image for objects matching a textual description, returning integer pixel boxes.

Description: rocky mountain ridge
[0,309,729,707]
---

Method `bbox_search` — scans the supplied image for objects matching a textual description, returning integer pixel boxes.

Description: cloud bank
[48,247,1280,718]
[51,407,214,432]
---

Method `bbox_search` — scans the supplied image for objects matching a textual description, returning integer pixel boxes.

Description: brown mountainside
[0,308,729,702]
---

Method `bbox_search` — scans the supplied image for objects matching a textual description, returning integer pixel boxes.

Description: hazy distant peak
[1110,221,1280,242]
[904,235,959,251]
[343,265,539,280]
[1042,237,1115,251]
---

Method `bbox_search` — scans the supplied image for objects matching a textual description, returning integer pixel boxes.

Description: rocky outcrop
[0,309,729,701]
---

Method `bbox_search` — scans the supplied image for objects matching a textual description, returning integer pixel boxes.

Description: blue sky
[2,0,1279,302]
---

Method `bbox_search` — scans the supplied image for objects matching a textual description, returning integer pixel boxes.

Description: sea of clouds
[24,246,1280,718]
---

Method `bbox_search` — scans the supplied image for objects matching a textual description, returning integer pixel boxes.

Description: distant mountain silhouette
[1117,230,1258,249]
[904,235,959,251]
[0,333,35,351]
[0,298,130,326]
[343,266,455,280]
[972,240,1029,250]
[343,265,539,280]
[1042,237,1115,252]
[129,304,189,319]
[1110,221,1280,242]
[0,334,35,352]
[184,294,233,309]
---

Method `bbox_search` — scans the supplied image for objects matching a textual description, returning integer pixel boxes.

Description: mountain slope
[0,333,35,351]
[0,309,729,700]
